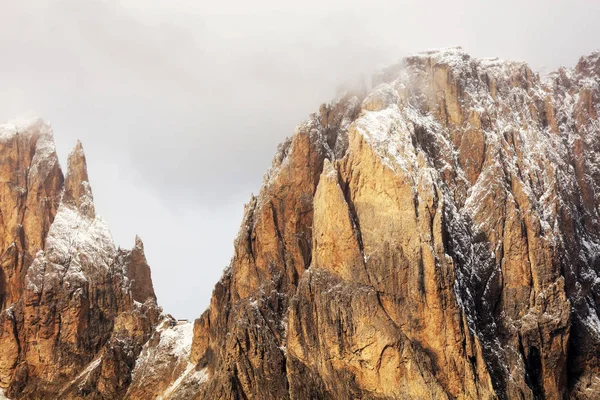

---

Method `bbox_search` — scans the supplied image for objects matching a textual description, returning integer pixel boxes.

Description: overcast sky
[0,0,598,319]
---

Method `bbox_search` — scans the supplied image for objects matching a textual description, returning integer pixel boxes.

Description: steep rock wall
[185,48,600,400]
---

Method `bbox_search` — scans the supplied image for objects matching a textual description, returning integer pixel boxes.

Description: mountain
[0,119,161,399]
[2,47,600,399]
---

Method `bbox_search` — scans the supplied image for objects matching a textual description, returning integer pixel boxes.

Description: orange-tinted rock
[184,48,600,400]
[121,236,157,304]
[0,119,63,310]
[0,124,161,399]
[62,140,95,219]
[3,48,600,400]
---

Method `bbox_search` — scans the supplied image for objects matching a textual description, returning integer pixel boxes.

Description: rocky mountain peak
[576,50,600,76]
[0,120,161,399]
[123,234,156,304]
[63,140,95,219]
[134,235,145,252]
[2,48,600,399]
[0,118,63,310]
[183,48,600,400]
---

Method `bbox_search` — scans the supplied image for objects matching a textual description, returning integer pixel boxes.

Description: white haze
[0,0,598,318]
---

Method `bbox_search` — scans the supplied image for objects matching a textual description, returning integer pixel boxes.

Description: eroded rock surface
[2,48,600,400]
[0,119,160,399]
[185,48,600,399]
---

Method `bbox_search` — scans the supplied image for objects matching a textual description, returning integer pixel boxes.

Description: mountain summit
[0,118,161,399]
[2,48,600,399]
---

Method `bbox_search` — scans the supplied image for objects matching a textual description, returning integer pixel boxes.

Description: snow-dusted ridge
[127,319,209,399]
[3,47,600,398]
[0,114,165,398]
[197,46,600,398]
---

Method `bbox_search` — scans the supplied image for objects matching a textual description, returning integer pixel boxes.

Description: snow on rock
[23,131,118,295]
[352,104,417,174]
[0,116,51,143]
[56,356,103,397]
[30,127,59,177]
[0,117,60,179]
[157,321,194,359]
[127,320,208,399]
[26,202,116,294]
[0,116,163,398]
[409,46,472,69]
[188,47,600,398]
[362,83,399,112]
[159,362,208,400]
[45,205,115,268]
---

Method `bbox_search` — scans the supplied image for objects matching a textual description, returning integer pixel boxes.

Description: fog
[0,0,598,318]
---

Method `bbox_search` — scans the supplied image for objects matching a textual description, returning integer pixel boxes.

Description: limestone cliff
[3,47,600,400]
[0,119,160,399]
[182,48,600,399]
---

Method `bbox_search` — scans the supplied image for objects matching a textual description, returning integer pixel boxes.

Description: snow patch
[44,204,115,269]
[73,357,102,387]
[25,199,116,296]
[353,104,417,174]
[157,321,194,359]
[584,305,600,339]
[130,320,208,399]
[56,356,103,397]
[159,363,208,400]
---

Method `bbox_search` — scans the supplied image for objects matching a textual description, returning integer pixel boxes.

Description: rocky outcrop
[0,119,63,312]
[181,48,600,399]
[62,140,95,219]
[125,319,207,400]
[2,48,600,400]
[120,236,157,305]
[0,119,160,399]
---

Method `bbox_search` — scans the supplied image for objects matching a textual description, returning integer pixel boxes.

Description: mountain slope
[185,48,600,399]
[0,119,161,399]
[1,47,600,399]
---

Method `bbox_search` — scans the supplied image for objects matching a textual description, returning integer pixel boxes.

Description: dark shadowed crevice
[524,346,544,399]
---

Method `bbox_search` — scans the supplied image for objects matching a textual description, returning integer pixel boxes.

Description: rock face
[2,48,600,400]
[184,48,600,400]
[125,319,207,400]
[0,119,160,399]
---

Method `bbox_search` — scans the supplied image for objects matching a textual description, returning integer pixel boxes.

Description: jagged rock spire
[134,234,145,253]
[63,140,95,219]
[0,118,63,308]
[0,122,161,399]
[125,235,156,303]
